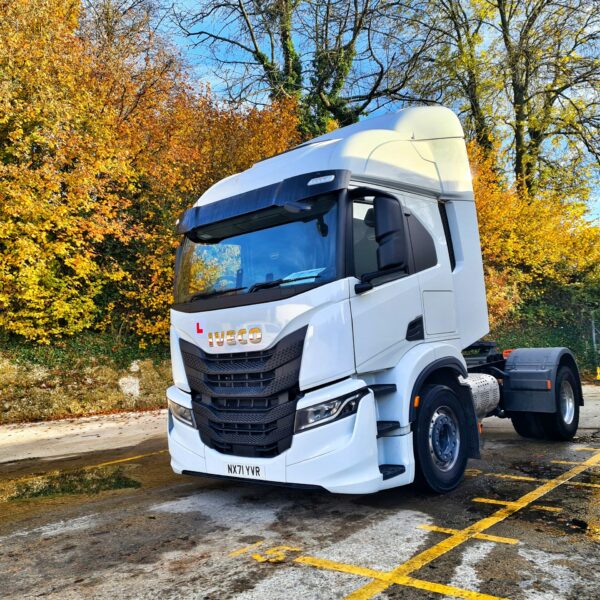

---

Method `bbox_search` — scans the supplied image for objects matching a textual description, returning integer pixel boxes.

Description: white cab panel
[445,201,489,347]
[350,273,422,372]
[194,107,472,210]
[362,342,467,427]
[423,291,456,334]
[170,279,355,391]
[401,191,459,344]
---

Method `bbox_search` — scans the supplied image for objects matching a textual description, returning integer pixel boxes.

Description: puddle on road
[2,465,140,501]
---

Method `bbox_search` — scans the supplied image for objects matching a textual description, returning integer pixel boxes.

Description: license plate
[226,463,266,479]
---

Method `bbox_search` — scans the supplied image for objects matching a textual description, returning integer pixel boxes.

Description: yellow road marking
[295,556,384,580]
[531,505,562,512]
[252,546,301,563]
[228,541,265,557]
[552,460,600,468]
[343,449,600,599]
[3,450,168,485]
[465,468,483,476]
[575,447,599,452]
[230,450,600,599]
[472,498,562,513]
[93,450,168,469]
[395,575,507,600]
[476,471,600,490]
[418,524,519,545]
[294,556,507,600]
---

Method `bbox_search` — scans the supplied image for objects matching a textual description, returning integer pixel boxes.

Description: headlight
[168,399,195,427]
[294,388,369,433]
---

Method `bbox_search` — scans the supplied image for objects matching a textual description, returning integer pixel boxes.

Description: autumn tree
[0,0,133,342]
[80,0,301,341]
[408,0,600,197]
[406,0,497,153]
[115,95,300,342]
[174,0,435,135]
[0,0,300,344]
[469,142,600,328]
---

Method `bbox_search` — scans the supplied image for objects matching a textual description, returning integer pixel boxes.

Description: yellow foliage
[0,0,131,342]
[0,0,299,344]
[1,1,596,347]
[469,143,600,328]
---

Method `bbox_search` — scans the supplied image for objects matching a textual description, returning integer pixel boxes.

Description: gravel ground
[1,385,599,600]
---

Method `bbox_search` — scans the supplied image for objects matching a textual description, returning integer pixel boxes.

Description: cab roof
[195,106,474,208]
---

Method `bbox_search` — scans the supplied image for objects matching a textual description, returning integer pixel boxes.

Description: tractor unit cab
[167,107,583,494]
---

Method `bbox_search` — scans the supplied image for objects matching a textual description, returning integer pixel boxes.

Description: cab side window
[352,200,378,278]
[352,196,437,279]
[407,213,437,272]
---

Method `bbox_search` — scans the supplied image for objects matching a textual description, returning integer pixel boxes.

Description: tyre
[511,412,546,439]
[413,384,469,493]
[540,365,580,440]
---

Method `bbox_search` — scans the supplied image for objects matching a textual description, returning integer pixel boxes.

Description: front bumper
[167,379,414,494]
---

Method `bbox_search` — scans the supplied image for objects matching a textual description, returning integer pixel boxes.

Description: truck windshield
[174,193,338,305]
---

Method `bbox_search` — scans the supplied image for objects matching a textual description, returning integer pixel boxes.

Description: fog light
[168,398,195,427]
[295,388,368,432]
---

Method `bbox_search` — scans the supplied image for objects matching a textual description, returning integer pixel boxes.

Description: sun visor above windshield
[176,170,351,236]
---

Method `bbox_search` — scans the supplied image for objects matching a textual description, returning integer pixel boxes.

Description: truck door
[349,196,423,372]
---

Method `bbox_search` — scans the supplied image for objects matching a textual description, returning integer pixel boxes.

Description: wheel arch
[410,357,481,459]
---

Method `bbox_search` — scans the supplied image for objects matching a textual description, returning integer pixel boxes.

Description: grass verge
[0,331,170,424]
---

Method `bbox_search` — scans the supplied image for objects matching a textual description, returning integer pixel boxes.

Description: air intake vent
[406,315,424,341]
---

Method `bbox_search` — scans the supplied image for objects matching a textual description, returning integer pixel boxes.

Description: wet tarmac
[1,386,599,599]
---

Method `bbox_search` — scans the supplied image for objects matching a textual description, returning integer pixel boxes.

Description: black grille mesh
[180,327,306,458]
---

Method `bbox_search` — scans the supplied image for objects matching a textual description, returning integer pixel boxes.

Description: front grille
[180,327,306,458]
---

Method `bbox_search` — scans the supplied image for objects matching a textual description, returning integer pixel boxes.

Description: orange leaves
[119,96,300,342]
[0,1,299,344]
[0,0,131,341]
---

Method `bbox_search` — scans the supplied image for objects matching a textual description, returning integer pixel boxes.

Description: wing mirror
[355,195,408,294]
[374,196,408,271]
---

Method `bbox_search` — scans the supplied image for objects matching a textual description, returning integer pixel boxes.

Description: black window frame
[438,200,456,271]
[348,187,438,292]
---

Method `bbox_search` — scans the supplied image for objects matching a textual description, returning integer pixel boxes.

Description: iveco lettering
[166,107,583,494]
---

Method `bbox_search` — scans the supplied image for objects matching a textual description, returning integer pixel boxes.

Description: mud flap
[456,384,481,459]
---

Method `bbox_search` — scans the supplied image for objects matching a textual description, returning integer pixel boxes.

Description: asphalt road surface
[1,386,599,600]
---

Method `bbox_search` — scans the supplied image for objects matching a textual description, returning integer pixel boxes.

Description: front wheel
[413,384,469,493]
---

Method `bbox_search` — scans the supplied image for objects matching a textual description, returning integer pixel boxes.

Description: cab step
[377,420,401,437]
[379,464,406,480]
[370,384,397,396]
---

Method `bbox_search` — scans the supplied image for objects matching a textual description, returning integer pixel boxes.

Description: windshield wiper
[189,286,247,302]
[248,275,321,293]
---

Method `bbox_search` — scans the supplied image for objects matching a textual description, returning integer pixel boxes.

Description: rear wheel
[540,366,580,440]
[511,412,546,439]
[413,384,468,493]
[510,365,580,441]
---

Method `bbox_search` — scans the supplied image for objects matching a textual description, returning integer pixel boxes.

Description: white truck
[166,107,583,494]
